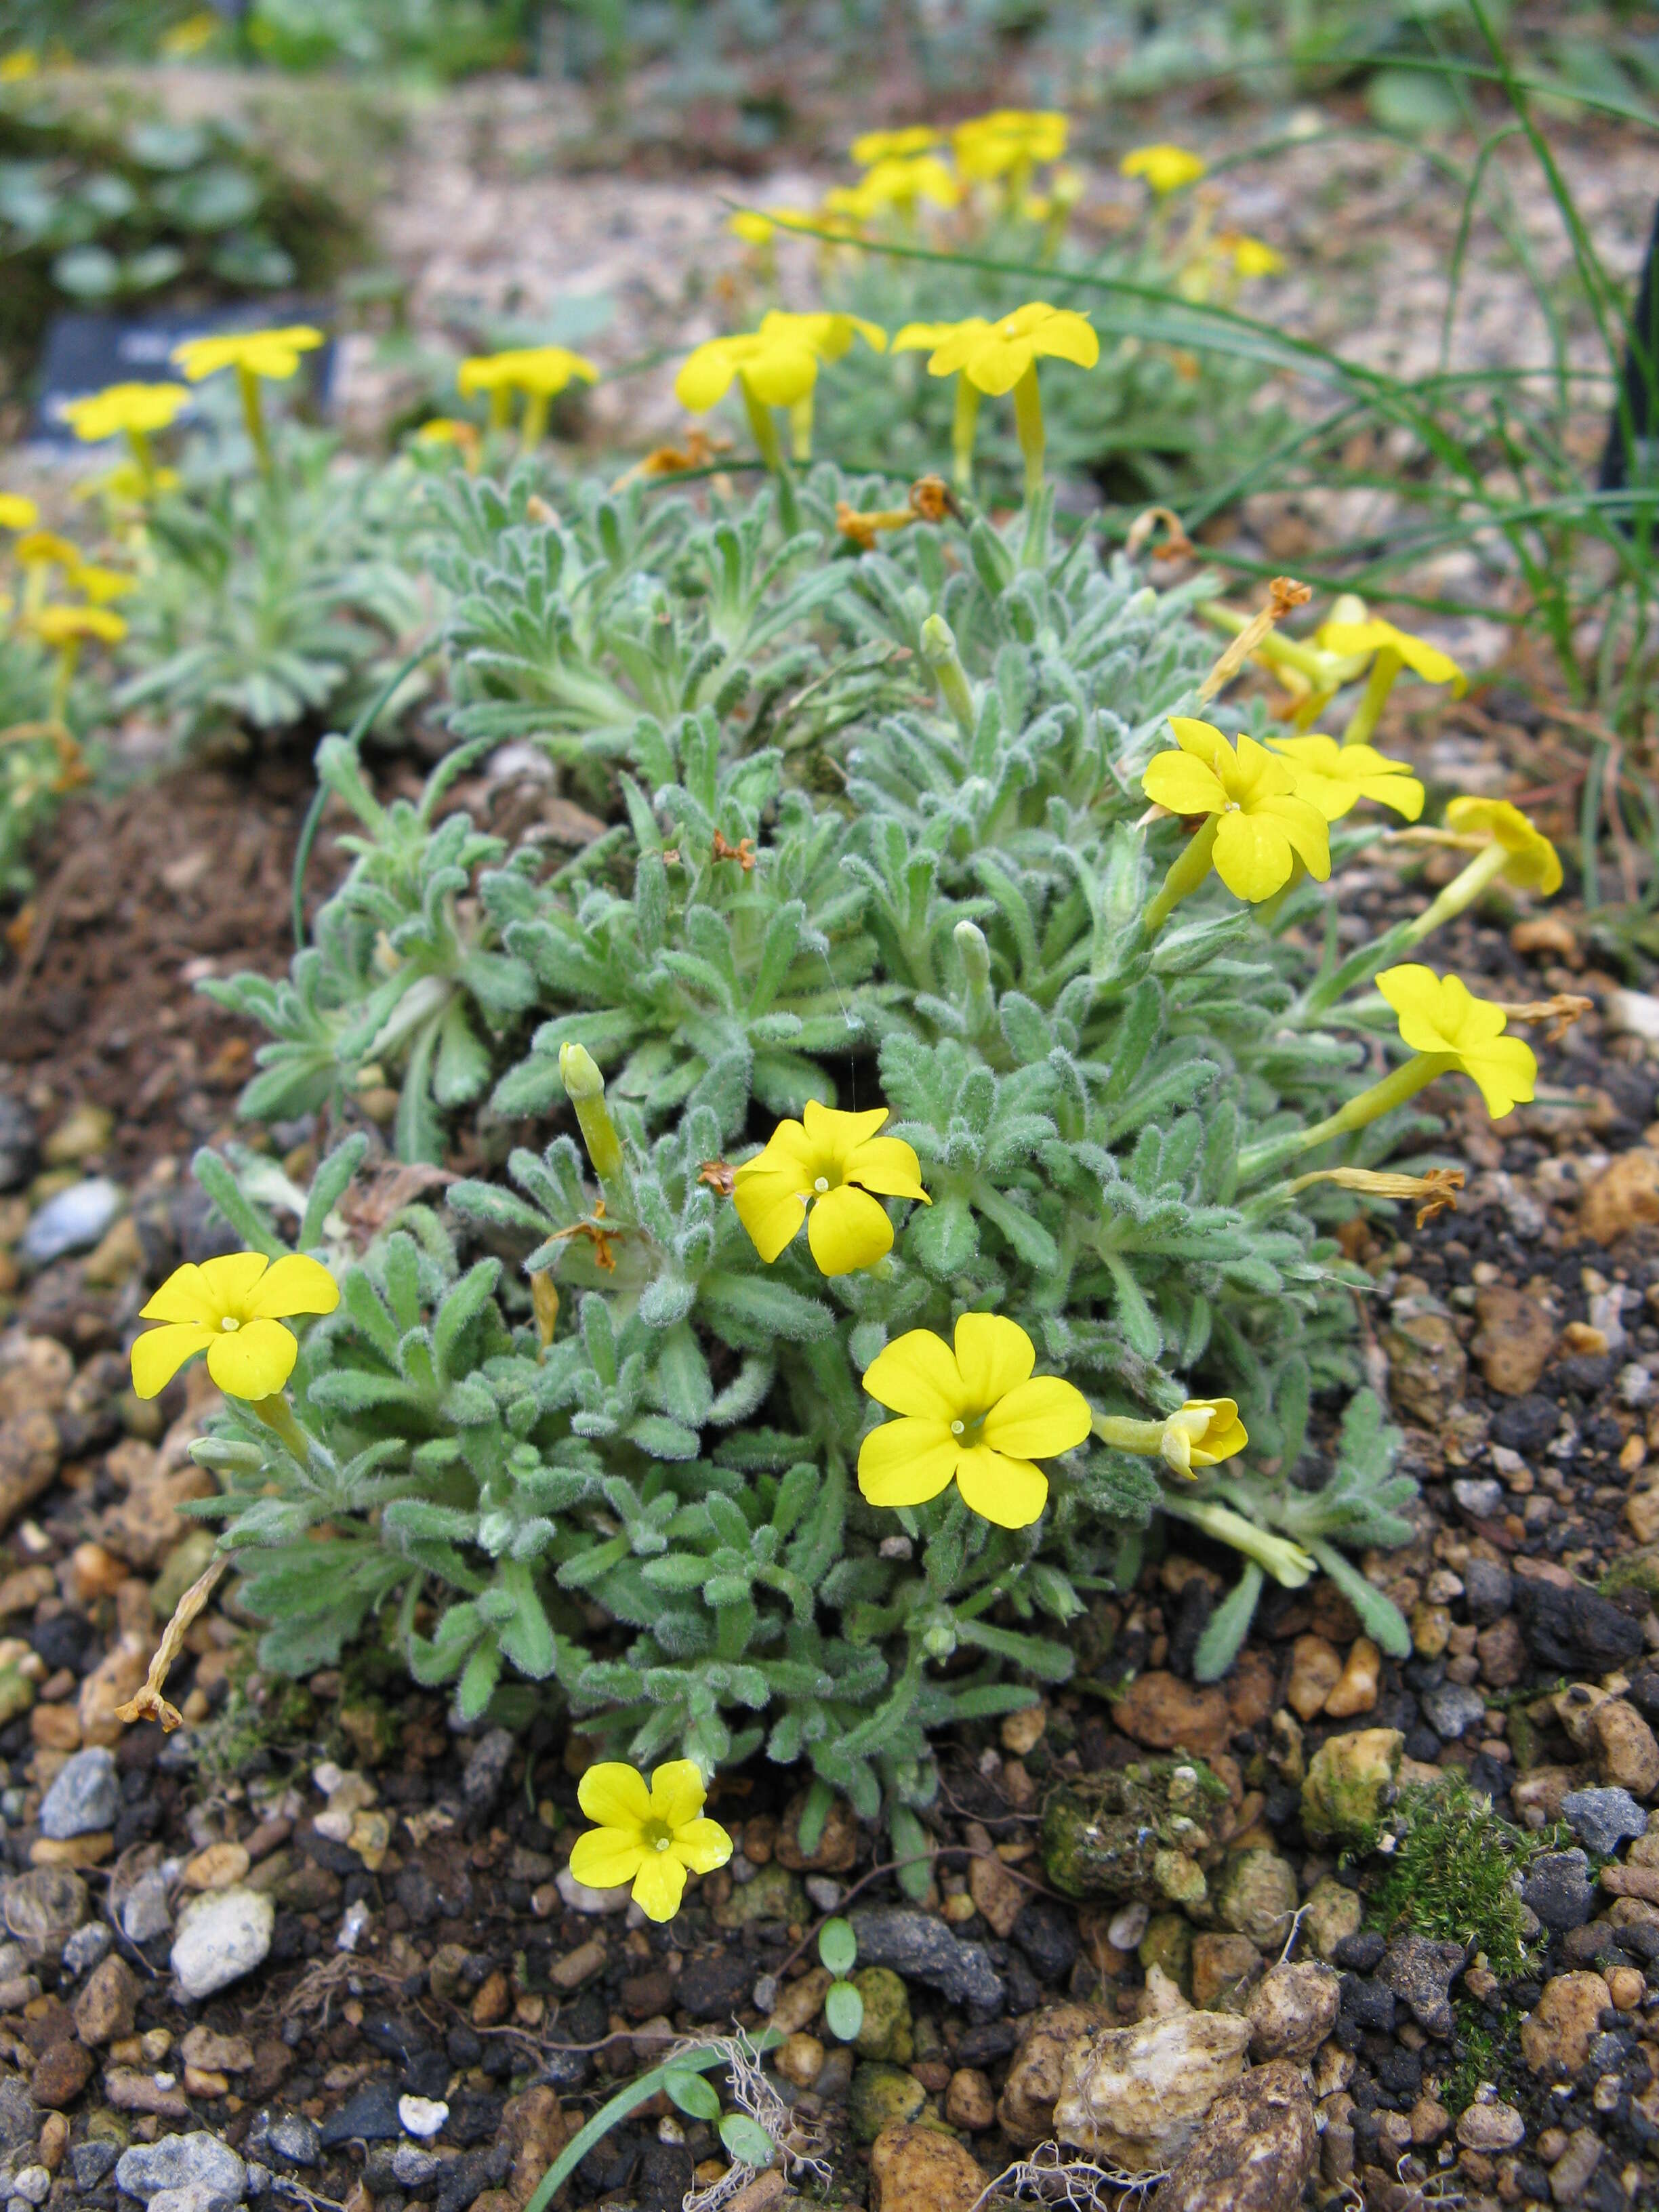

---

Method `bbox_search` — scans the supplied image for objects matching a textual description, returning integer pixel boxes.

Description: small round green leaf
[718,2114,775,2167]
[823,1980,863,2042]
[663,2069,720,2122]
[817,1917,857,1977]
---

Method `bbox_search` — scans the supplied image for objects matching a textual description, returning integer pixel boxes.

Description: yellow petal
[954,1313,1036,1404]
[981,1375,1091,1459]
[630,1850,688,1922]
[1143,750,1226,817]
[741,346,817,409]
[953,1445,1048,1528]
[1377,965,1454,1055]
[675,343,739,412]
[844,1134,929,1202]
[139,1264,220,1326]
[808,1185,893,1275]
[648,1759,707,1829]
[1212,811,1292,902]
[130,1323,215,1399]
[569,1828,645,1890]
[857,1417,960,1507]
[1031,310,1098,367]
[670,1817,733,1875]
[1255,794,1330,880]
[1367,773,1424,822]
[1460,1034,1538,1119]
[205,1317,298,1400]
[578,1761,653,1830]
[249,1253,340,1320]
[863,1330,966,1420]
[731,1162,807,1263]
[802,1098,888,1161]
[194,1251,272,1317]
[1184,1398,1248,1466]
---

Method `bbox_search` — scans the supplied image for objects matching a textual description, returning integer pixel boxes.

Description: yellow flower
[130,1251,340,1401]
[1142,716,1330,902]
[1317,616,1465,693]
[676,325,819,413]
[1267,733,1425,823]
[914,302,1096,395]
[172,325,324,384]
[76,462,178,505]
[457,345,598,401]
[1376,965,1538,1118]
[760,310,888,368]
[14,531,80,571]
[851,124,943,165]
[859,1313,1091,1529]
[567,1760,731,1921]
[25,605,126,647]
[1220,232,1284,276]
[835,155,960,218]
[66,563,134,606]
[733,1100,928,1275]
[61,384,190,443]
[728,207,815,245]
[1442,796,1562,894]
[952,109,1067,181]
[0,495,38,531]
[1160,1398,1248,1474]
[1094,1395,1249,1475]
[1120,143,1206,194]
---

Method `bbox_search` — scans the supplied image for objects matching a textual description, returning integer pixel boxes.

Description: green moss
[1368,1779,1553,1978]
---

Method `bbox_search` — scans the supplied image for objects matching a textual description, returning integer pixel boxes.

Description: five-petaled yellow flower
[131,1252,340,1401]
[171,326,324,384]
[914,303,1097,396]
[1143,717,1331,902]
[567,1760,732,1922]
[0,495,38,531]
[1376,966,1538,1119]
[859,1314,1091,1530]
[1269,734,1425,823]
[1120,144,1206,194]
[1317,616,1465,693]
[1221,233,1284,277]
[734,1101,928,1275]
[1443,796,1562,894]
[61,384,190,444]
[953,110,1067,181]
[457,345,598,403]
[1160,1399,1248,1474]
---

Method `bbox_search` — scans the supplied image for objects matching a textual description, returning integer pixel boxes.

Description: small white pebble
[398,2095,448,2140]
[337,1900,372,1954]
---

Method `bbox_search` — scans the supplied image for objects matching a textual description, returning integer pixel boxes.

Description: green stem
[237,365,271,474]
[1012,365,1044,506]
[951,376,980,495]
[789,393,814,464]
[740,380,783,472]
[1142,816,1220,940]
[1238,1052,1450,1182]
[520,391,550,448]
[1340,648,1400,746]
[489,386,513,433]
[1400,839,1511,944]
[49,642,77,724]
[123,426,156,491]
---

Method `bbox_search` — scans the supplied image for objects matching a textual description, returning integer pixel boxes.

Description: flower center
[642,1818,674,1853]
[220,1316,240,1332]
[813,1176,830,1193]
[950,1420,964,1435]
